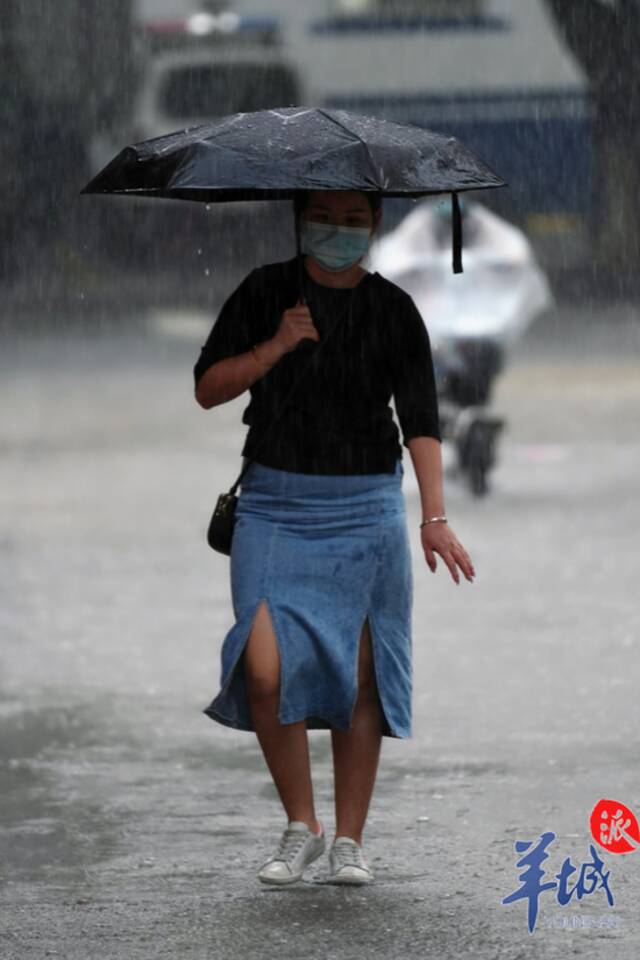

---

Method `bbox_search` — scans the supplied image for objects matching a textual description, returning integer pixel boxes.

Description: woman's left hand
[420,523,475,585]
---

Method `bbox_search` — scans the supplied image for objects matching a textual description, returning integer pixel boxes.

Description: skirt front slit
[202,457,414,739]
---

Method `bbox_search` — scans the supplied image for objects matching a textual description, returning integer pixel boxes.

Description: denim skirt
[202,457,413,739]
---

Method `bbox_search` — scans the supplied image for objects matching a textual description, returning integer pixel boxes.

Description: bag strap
[226,275,355,495]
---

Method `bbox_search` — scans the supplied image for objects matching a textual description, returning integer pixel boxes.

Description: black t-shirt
[193,257,441,475]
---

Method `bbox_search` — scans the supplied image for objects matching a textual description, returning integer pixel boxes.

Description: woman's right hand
[272,301,320,354]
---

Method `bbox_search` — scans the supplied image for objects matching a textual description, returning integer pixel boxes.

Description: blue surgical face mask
[299,220,372,272]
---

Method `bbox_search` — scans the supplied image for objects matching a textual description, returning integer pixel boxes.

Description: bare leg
[330,617,383,845]
[243,600,321,835]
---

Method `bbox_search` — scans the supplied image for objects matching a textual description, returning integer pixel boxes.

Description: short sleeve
[193,269,259,386]
[389,291,442,446]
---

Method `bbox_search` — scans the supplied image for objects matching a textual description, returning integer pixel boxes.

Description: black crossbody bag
[207,287,354,555]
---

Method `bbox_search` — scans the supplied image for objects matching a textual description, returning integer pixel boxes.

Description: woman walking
[194,189,475,887]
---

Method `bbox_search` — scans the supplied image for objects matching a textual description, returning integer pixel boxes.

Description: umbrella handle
[294,205,307,305]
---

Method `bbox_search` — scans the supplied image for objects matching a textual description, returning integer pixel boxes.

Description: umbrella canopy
[81,106,507,273]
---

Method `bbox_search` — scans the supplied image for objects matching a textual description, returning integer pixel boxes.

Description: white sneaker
[257,820,325,885]
[328,836,374,885]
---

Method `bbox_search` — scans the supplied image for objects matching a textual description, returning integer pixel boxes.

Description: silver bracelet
[420,516,448,528]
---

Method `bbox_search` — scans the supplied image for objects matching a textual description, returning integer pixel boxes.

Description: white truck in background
[90,8,305,280]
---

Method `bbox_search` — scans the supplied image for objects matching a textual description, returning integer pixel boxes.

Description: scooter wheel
[469,457,489,496]
[461,420,493,497]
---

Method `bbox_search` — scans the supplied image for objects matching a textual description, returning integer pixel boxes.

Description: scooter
[433,337,505,496]
[370,198,553,496]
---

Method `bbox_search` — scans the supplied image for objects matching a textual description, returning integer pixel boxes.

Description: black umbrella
[81,106,506,277]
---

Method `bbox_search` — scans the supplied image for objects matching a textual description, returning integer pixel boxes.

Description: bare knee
[246,671,279,706]
[243,600,281,705]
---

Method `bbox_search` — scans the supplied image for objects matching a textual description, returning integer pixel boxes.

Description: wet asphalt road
[1,301,640,958]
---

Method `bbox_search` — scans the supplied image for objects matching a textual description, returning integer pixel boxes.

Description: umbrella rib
[316,108,381,189]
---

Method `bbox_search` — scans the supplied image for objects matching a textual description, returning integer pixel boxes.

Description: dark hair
[293,190,383,221]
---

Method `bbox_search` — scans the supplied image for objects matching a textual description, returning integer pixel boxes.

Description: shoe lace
[274,827,309,862]
[333,840,366,869]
